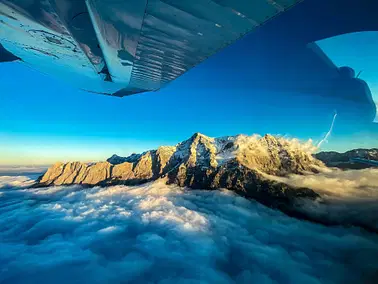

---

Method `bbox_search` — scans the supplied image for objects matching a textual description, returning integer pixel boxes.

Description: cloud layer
[1,176,378,283]
[269,168,378,230]
[0,165,48,174]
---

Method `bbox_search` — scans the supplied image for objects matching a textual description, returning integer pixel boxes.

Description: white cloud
[0,175,35,189]
[1,176,378,283]
[266,168,378,230]
[0,165,48,174]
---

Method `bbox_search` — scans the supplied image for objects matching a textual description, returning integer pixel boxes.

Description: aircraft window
[316,31,378,122]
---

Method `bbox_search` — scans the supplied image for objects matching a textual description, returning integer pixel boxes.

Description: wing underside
[0,0,302,96]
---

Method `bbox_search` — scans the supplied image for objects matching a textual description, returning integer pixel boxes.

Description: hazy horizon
[1,130,378,166]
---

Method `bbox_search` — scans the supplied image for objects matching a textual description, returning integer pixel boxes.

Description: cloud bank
[1,176,378,283]
[268,168,378,231]
[0,166,47,182]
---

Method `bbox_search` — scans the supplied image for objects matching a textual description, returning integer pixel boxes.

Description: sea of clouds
[269,168,378,231]
[1,175,378,284]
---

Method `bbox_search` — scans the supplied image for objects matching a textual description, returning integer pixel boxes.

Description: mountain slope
[37,133,324,211]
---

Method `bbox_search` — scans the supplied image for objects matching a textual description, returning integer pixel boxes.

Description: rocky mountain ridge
[37,133,324,212]
[315,148,378,169]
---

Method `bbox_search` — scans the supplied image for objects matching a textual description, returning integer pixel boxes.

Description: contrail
[317,111,337,148]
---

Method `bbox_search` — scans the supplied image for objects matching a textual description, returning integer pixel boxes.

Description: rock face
[39,162,112,186]
[315,148,378,169]
[37,133,325,210]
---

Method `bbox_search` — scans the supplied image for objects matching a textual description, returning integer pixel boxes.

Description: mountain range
[37,133,325,212]
[314,148,378,169]
[36,133,378,227]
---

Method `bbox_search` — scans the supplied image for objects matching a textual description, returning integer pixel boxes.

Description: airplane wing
[0,0,302,96]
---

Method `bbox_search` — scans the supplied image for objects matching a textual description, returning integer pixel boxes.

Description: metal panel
[0,0,302,96]
[85,0,148,85]
[0,0,125,94]
[127,0,301,92]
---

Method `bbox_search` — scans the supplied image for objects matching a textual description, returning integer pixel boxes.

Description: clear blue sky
[1,30,378,165]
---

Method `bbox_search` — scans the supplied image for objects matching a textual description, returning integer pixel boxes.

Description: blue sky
[1,31,378,165]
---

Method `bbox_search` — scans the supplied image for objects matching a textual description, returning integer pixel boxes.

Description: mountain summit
[37,133,324,211]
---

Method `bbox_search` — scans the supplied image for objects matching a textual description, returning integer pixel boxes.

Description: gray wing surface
[0,0,302,96]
